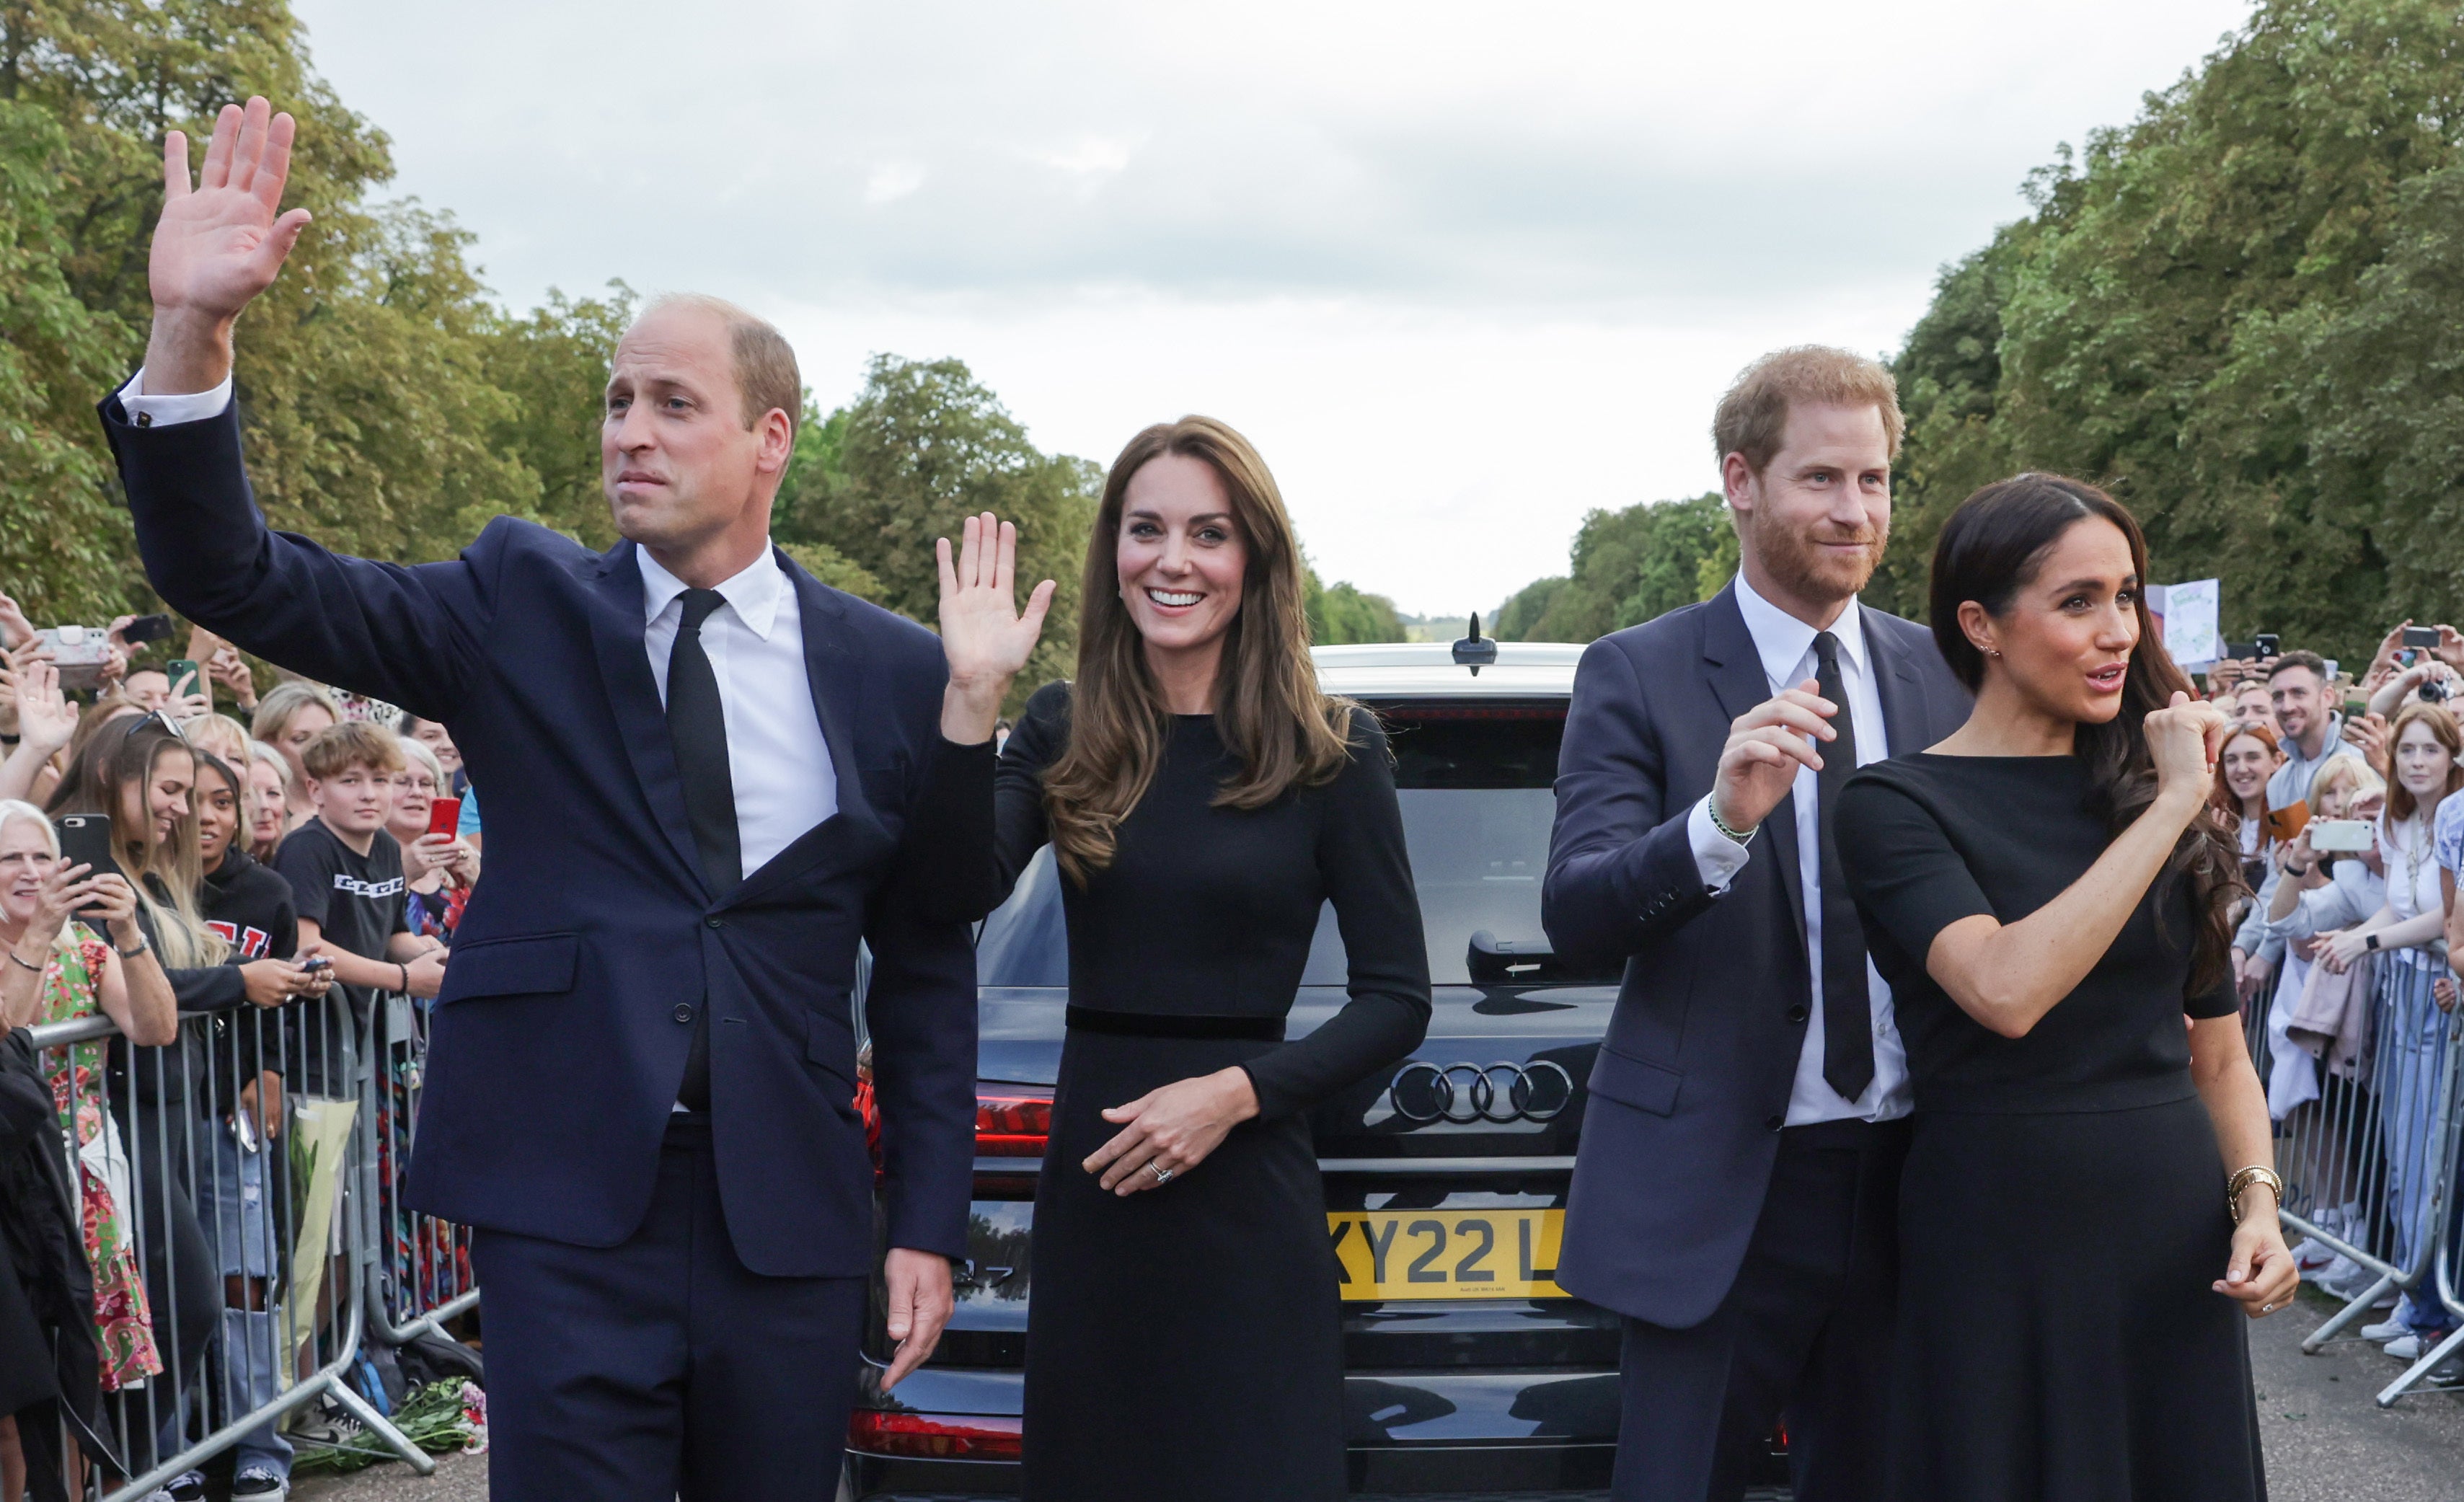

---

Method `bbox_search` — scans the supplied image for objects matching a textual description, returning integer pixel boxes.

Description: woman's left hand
[1085,1066,1260,1196]
[2318,926,2374,973]
[2215,1206,2299,1319]
[935,512,1054,744]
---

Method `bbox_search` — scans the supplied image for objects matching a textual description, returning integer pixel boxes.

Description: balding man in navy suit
[105,97,1010,1500]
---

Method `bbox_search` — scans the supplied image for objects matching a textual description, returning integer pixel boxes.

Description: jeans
[195,1123,293,1477]
[2375,960,2457,1337]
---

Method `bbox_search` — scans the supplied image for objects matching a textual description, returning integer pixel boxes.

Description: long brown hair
[2385,702,2464,824]
[1929,474,2243,994]
[46,717,225,968]
[1042,416,1354,882]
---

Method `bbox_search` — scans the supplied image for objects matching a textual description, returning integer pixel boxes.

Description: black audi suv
[842,641,1789,1500]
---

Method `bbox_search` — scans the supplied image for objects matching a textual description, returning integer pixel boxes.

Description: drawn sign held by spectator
[2152,579,2220,671]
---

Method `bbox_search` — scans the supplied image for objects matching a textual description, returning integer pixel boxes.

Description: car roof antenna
[1452,612,1498,676]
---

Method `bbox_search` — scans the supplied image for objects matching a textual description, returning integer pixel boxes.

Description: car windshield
[974,702,1576,987]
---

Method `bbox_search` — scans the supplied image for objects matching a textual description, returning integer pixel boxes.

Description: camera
[2403,625,2439,649]
[2253,632,2280,658]
[2421,676,2452,704]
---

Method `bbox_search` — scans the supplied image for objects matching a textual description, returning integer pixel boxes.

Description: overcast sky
[290,0,2255,617]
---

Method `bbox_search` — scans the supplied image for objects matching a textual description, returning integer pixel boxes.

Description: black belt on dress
[1064,1004,1284,1043]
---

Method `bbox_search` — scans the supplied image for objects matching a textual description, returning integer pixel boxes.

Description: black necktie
[1814,630,1876,1103]
[668,587,739,1111]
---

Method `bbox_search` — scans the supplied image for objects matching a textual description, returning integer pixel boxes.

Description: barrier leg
[320,1372,438,1476]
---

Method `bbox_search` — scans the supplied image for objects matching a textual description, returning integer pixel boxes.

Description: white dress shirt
[1683,572,1911,1126]
[117,368,842,874]
[637,547,838,875]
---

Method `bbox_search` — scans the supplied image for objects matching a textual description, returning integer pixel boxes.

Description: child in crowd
[272,723,446,1075]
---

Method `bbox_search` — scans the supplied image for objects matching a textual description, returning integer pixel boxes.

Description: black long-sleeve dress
[1836,754,2265,1502]
[986,683,1431,1501]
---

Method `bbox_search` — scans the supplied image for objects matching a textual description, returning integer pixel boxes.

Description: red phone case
[425,797,462,839]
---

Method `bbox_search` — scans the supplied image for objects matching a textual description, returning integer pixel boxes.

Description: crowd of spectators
[0,593,476,1501]
[2205,622,2464,1381]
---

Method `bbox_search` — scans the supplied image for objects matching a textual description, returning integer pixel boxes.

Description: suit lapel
[780,550,875,833]
[1865,614,1935,759]
[1700,585,1806,948]
[587,542,710,898]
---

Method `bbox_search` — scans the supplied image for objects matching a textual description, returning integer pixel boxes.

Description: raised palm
[14,661,76,754]
[151,97,312,324]
[938,513,1056,687]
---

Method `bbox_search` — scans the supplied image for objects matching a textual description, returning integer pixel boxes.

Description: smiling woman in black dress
[931,417,1432,1500]
[1835,475,2294,1501]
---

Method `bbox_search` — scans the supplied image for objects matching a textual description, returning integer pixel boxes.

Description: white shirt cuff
[1687,795,1752,894]
[118,368,234,428]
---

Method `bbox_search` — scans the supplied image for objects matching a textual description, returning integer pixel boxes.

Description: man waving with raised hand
[105,97,1007,1499]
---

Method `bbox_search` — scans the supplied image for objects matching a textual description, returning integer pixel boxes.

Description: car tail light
[847,1409,1023,1460]
[976,1088,1052,1157]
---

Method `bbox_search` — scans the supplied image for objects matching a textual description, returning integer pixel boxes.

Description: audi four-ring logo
[1388,1060,1573,1124]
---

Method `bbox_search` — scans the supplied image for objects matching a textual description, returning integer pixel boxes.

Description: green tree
[1492,576,1567,642]
[791,355,1099,694]
[1491,492,1732,642]
[1886,0,2464,663]
[1304,568,1407,644]
[478,282,635,549]
[1,0,566,619]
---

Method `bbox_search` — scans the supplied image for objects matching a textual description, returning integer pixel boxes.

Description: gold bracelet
[2227,1165,2284,1222]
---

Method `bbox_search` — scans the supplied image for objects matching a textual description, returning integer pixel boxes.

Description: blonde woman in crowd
[389,735,479,942]
[0,799,177,1406]
[185,712,254,772]
[244,741,291,862]
[250,681,338,833]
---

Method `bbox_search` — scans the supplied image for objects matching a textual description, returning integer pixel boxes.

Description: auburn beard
[1744,508,1887,604]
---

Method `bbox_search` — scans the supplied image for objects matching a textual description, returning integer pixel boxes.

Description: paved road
[2254,1287,2464,1502]
[288,1290,2464,1500]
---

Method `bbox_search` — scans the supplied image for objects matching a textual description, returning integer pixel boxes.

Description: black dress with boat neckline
[990,682,1431,1501]
[1837,751,2265,1502]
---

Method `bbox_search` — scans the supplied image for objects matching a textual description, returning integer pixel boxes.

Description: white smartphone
[2310,819,2375,854]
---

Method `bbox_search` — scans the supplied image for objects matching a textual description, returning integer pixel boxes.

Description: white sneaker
[2386,1333,2431,1361]
[2363,1317,2411,1341]
[2315,1256,2375,1299]
[231,1465,291,1500]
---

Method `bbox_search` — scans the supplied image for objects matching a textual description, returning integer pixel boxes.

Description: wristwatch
[2367,932,2383,952]
[115,932,149,960]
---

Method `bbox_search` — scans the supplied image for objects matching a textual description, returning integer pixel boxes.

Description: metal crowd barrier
[363,991,479,1353]
[2246,947,2464,1406]
[20,979,472,1501]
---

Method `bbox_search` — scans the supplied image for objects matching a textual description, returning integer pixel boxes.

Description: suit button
[673,1004,694,1024]
[1786,1004,1809,1024]
[706,916,724,929]
[1765,1115,1784,1132]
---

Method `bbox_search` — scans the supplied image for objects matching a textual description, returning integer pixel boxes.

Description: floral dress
[35,925,162,1392]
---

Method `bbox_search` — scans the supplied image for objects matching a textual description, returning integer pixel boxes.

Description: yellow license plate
[1328,1209,1568,1301]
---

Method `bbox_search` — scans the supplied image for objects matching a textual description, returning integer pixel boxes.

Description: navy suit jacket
[1542,583,1969,1328]
[100,392,978,1278]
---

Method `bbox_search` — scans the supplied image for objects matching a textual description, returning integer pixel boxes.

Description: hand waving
[145,97,313,393]
[936,512,1054,744]
[12,661,77,757]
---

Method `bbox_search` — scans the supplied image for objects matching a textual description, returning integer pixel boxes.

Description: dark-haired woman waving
[932,418,1431,1500]
[1835,475,2287,1501]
